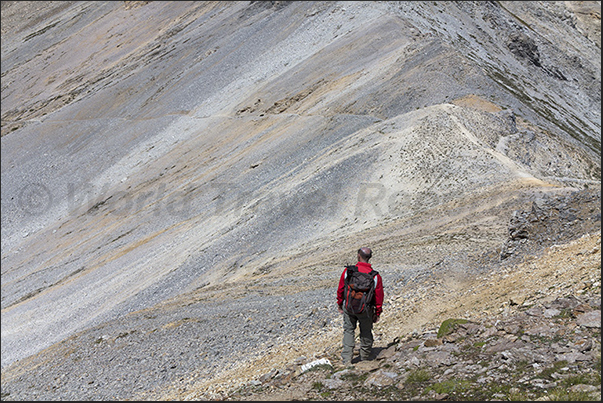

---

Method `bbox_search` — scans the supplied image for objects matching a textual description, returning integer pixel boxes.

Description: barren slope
[166,229,600,401]
[1,1,600,399]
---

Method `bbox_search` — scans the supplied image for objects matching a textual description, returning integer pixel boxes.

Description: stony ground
[160,187,601,401]
[1,187,600,401]
[215,230,601,401]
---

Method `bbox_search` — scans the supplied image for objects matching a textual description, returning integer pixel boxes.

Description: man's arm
[373,274,384,318]
[336,268,347,312]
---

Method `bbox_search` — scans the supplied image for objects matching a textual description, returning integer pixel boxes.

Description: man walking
[337,247,384,365]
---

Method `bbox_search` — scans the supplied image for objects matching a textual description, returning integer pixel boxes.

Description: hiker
[337,247,384,365]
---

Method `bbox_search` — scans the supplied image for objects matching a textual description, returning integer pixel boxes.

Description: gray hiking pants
[341,309,373,364]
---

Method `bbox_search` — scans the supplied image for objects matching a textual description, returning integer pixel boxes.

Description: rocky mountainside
[1,1,600,401]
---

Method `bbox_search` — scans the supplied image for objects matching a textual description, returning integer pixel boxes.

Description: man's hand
[337,304,343,314]
[372,314,380,323]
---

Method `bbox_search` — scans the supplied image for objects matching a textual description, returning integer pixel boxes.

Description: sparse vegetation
[437,318,468,338]
[427,378,471,395]
[218,230,601,402]
[306,364,333,374]
[405,368,431,384]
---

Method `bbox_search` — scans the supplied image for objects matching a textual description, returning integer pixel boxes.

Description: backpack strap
[344,265,358,283]
[345,266,378,282]
[369,269,379,289]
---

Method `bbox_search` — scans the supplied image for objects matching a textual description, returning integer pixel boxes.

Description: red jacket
[337,262,384,317]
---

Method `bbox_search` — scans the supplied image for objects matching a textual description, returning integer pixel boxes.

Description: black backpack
[343,265,378,315]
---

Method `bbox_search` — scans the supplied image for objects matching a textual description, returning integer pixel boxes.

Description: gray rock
[576,310,601,328]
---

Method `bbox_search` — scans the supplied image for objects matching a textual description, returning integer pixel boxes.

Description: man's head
[357,247,372,262]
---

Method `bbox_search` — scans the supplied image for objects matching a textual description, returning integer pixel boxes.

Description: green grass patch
[559,372,601,388]
[405,368,431,384]
[546,388,598,401]
[339,371,369,385]
[437,318,468,338]
[427,378,471,395]
[554,308,573,319]
[508,388,531,401]
[306,364,333,373]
